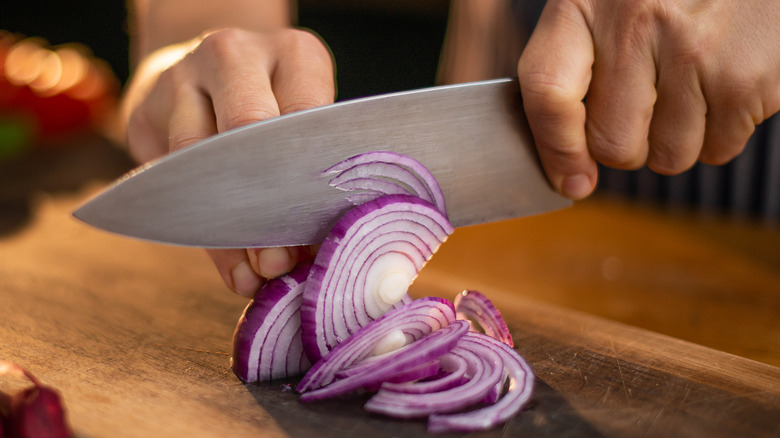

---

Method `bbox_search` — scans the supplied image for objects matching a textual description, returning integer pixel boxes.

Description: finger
[247,247,299,279]
[125,107,168,163]
[208,249,263,297]
[271,30,336,115]
[699,88,758,165]
[124,75,177,162]
[518,0,598,200]
[167,83,218,152]
[647,60,707,174]
[198,29,281,133]
[584,13,656,169]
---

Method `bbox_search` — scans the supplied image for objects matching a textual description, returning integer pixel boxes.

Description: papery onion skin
[231,263,312,382]
[300,195,453,363]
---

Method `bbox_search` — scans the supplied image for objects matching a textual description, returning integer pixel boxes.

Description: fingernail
[561,174,593,200]
[231,261,262,297]
[256,247,293,279]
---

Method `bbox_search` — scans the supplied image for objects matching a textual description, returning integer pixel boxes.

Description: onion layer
[297,297,458,394]
[231,263,312,382]
[455,289,513,346]
[300,195,453,362]
[426,332,535,433]
[324,151,447,215]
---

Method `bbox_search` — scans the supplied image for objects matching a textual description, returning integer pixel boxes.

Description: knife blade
[74,78,571,248]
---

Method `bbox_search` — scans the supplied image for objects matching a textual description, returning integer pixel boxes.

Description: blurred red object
[0,361,73,438]
[0,31,120,152]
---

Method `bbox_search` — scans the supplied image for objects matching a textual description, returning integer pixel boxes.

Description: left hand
[122,27,335,297]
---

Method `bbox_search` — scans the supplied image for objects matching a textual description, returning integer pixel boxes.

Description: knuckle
[280,28,333,65]
[587,125,645,169]
[221,101,280,130]
[699,150,736,166]
[647,153,694,175]
[700,137,749,166]
[519,72,582,115]
[279,97,325,115]
[197,28,250,53]
[168,132,207,152]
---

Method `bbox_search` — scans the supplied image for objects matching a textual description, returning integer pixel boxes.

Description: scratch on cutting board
[644,383,692,437]
[610,339,632,402]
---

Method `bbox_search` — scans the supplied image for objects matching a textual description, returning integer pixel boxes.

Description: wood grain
[1,175,778,436]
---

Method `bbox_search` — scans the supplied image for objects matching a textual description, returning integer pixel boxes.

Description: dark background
[0,1,450,100]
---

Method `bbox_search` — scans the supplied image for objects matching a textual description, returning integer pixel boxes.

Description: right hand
[121,27,335,297]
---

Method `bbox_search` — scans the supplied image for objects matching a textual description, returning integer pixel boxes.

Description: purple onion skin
[9,386,72,438]
[231,262,312,382]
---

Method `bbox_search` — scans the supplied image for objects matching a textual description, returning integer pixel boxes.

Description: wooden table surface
[1,140,779,437]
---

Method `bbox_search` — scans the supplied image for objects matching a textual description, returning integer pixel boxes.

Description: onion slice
[379,352,469,395]
[297,297,458,393]
[301,195,453,362]
[231,263,312,382]
[426,332,535,434]
[300,320,469,402]
[364,340,504,418]
[455,290,513,347]
[324,151,447,215]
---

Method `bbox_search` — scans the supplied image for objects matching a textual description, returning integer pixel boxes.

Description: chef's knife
[74,78,571,248]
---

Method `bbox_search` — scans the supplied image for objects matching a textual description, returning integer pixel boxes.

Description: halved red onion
[231,263,312,382]
[324,151,447,215]
[455,290,513,347]
[300,195,453,362]
[426,332,535,434]
[297,297,458,394]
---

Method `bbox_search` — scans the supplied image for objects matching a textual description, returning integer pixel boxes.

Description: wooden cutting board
[1,186,778,437]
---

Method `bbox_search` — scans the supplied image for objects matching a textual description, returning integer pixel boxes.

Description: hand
[518,0,780,200]
[122,27,335,296]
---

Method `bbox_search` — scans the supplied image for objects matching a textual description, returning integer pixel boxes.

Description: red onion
[378,352,469,394]
[0,361,72,438]
[297,297,458,394]
[300,195,453,362]
[363,339,504,418]
[324,151,447,215]
[300,320,469,402]
[231,263,312,382]
[454,290,513,347]
[427,333,535,434]
[229,151,535,433]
